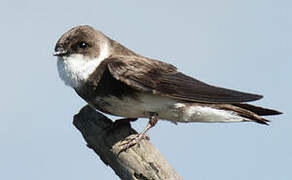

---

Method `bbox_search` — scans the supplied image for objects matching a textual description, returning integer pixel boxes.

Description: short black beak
[53,47,68,56]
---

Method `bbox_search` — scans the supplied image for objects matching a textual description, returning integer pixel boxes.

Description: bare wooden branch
[73,105,182,180]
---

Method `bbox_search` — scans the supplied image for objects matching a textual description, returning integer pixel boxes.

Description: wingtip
[255,94,264,100]
[273,110,283,115]
[243,93,263,103]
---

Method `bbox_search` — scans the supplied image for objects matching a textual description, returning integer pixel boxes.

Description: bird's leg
[120,113,158,151]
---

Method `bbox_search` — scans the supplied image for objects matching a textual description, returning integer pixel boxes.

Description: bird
[54,25,281,150]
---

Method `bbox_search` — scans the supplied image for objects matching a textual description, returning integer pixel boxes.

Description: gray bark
[73,105,182,180]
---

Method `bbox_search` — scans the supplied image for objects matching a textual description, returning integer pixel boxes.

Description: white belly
[98,94,245,123]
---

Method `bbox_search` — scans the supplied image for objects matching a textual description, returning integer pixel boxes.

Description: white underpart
[177,104,243,123]
[100,94,245,123]
[57,42,110,88]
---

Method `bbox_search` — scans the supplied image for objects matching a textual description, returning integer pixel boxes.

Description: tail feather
[212,103,282,125]
[233,103,282,116]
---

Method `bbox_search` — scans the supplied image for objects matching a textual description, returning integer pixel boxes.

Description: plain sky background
[0,0,291,179]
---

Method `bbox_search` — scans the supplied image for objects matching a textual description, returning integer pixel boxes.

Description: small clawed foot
[119,133,150,152]
[118,113,158,153]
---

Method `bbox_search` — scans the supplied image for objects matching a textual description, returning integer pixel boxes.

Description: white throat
[57,43,110,88]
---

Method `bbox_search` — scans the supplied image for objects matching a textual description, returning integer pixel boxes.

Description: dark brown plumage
[55,25,282,150]
[107,56,264,103]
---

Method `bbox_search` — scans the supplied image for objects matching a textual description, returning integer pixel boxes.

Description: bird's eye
[78,41,89,49]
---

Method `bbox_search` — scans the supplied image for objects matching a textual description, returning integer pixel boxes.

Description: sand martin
[54,25,281,149]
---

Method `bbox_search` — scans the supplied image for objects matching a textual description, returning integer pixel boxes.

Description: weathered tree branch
[73,105,182,180]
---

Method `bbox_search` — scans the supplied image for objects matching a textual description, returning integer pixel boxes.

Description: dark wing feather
[107,56,263,103]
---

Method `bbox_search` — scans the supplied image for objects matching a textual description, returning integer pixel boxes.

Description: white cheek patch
[56,42,110,88]
[57,55,99,88]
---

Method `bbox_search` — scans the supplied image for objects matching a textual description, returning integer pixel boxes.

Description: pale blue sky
[0,0,291,179]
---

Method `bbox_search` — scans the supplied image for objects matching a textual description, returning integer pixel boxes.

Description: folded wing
[107,56,263,103]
